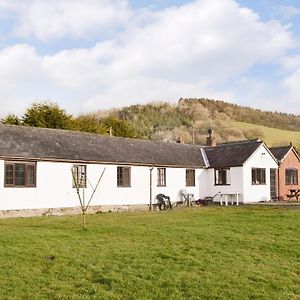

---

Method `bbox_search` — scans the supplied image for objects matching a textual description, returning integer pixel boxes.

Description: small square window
[285,168,298,185]
[157,168,166,187]
[117,166,131,187]
[186,169,195,186]
[72,165,87,188]
[215,168,230,185]
[252,168,266,185]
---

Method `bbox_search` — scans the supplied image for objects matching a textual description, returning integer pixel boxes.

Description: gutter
[149,166,154,211]
[0,155,205,169]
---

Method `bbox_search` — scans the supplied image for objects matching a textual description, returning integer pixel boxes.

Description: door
[270,168,277,200]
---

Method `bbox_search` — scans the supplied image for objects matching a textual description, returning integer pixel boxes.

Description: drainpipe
[149,166,154,211]
[277,163,280,201]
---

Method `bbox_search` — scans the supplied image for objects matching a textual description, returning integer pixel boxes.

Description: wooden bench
[287,189,300,202]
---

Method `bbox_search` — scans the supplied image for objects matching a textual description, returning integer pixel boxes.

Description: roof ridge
[0,124,204,149]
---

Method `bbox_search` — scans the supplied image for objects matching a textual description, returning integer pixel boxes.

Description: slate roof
[270,146,300,162]
[204,140,263,168]
[0,124,206,168]
[269,146,291,162]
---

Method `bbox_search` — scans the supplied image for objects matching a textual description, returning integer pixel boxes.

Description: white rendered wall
[205,167,244,202]
[243,144,278,203]
[0,160,205,210]
[150,167,206,204]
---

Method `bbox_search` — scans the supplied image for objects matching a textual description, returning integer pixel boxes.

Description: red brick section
[278,149,300,200]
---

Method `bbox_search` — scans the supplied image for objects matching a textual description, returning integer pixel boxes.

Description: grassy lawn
[236,122,300,148]
[0,206,299,299]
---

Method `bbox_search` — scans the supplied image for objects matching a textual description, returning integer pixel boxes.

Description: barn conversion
[0,124,281,216]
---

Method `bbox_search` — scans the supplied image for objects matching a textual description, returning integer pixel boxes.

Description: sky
[0,0,299,117]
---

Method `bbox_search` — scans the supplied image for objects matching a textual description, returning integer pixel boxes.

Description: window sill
[4,185,36,188]
[214,184,231,186]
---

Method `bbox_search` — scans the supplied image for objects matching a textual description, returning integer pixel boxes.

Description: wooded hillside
[190,98,300,132]
[101,98,300,145]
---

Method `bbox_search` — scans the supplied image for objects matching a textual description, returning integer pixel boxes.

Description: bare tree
[71,167,106,229]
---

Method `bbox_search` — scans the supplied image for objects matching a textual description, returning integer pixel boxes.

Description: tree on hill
[100,116,140,138]
[22,102,73,129]
[72,115,103,134]
[1,114,22,125]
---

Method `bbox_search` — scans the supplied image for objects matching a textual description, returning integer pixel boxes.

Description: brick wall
[278,149,300,200]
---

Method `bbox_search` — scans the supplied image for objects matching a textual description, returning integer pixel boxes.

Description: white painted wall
[243,144,278,203]
[0,160,206,210]
[205,167,244,202]
[0,143,278,210]
[151,167,206,204]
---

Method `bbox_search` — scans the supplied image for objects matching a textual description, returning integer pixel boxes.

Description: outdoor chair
[156,194,172,210]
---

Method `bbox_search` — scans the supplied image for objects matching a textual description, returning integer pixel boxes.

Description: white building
[0,125,278,216]
[204,140,278,204]
[0,124,207,215]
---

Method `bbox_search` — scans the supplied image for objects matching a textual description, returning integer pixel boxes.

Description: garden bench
[287,189,300,202]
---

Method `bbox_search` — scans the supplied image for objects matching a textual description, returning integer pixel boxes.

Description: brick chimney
[206,128,216,147]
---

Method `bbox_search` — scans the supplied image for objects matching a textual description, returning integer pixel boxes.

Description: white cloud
[274,5,300,20]
[281,55,300,71]
[0,0,297,116]
[1,0,131,41]
[283,68,300,106]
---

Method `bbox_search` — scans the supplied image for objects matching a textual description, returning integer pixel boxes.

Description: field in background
[236,122,300,148]
[0,206,299,299]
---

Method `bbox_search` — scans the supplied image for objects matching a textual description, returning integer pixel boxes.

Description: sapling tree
[71,166,106,229]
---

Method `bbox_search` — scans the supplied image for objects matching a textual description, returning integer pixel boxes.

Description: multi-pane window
[4,161,36,187]
[252,168,266,185]
[215,168,230,185]
[285,168,298,185]
[157,168,166,186]
[117,166,131,187]
[72,165,87,188]
[186,169,195,186]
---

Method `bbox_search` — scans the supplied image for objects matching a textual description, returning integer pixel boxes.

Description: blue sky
[0,0,299,116]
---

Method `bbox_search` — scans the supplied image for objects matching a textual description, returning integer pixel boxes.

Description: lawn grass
[0,206,299,299]
[236,122,300,148]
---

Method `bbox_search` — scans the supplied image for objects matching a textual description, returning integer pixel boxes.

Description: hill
[95,98,300,147]
[191,98,300,132]
[235,122,300,148]
[3,99,299,147]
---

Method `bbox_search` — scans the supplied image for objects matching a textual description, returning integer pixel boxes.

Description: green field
[236,122,300,148]
[0,206,299,299]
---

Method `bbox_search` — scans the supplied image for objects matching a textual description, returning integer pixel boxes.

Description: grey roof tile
[204,140,262,168]
[0,125,206,168]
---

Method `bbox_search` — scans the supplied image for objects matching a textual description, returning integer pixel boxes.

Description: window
[157,168,166,186]
[4,161,36,187]
[117,166,131,187]
[186,169,195,186]
[215,168,230,185]
[252,168,266,185]
[72,165,87,188]
[285,168,298,185]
